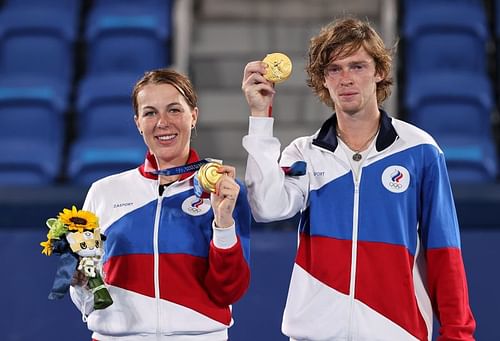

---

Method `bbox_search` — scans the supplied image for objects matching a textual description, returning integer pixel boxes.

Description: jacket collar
[312,109,398,153]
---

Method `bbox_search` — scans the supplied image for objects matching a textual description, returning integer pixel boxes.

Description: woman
[70,68,251,341]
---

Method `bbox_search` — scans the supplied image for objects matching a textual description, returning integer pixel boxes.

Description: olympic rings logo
[382,166,410,193]
[389,182,403,189]
[182,195,211,216]
[188,206,202,213]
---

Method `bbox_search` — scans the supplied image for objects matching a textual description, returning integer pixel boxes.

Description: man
[241,17,475,340]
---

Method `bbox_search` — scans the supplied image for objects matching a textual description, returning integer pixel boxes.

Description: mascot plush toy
[41,206,113,310]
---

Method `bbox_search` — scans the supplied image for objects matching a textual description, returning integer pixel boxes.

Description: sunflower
[58,205,99,233]
[40,237,52,256]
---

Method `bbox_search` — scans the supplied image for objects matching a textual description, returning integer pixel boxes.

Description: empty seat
[84,3,172,75]
[0,76,68,150]
[2,0,82,21]
[439,136,498,183]
[0,7,77,88]
[91,0,170,11]
[0,139,61,186]
[402,2,488,82]
[404,72,493,139]
[70,73,146,185]
[402,0,484,13]
[67,138,146,186]
[76,73,142,143]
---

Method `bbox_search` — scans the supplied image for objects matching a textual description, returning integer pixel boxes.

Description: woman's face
[134,83,198,168]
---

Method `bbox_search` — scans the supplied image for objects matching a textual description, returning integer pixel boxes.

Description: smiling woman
[134,81,197,175]
[69,68,252,341]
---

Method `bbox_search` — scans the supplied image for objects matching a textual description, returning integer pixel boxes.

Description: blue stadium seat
[91,0,170,12]
[402,2,489,81]
[76,73,142,143]
[404,72,494,139]
[0,7,77,89]
[2,0,82,22]
[403,0,484,14]
[0,76,68,150]
[0,139,61,185]
[84,3,172,75]
[67,138,146,186]
[70,73,147,185]
[439,136,498,183]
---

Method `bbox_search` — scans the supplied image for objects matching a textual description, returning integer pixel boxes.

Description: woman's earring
[139,130,143,135]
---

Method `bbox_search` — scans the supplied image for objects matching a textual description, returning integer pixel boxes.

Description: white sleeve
[242,116,308,222]
[82,182,97,212]
[212,221,237,249]
[69,285,94,321]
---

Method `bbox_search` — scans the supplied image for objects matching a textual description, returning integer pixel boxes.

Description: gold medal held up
[262,52,292,84]
[197,162,223,193]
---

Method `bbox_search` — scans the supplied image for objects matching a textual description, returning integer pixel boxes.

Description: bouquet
[40,206,113,310]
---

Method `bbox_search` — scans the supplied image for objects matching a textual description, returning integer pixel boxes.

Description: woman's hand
[71,268,88,288]
[210,165,240,228]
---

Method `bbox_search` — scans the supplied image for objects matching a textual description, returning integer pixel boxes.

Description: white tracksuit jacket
[243,110,475,341]
[70,149,251,340]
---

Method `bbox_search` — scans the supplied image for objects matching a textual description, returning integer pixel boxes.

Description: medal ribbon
[193,175,205,198]
[149,159,220,198]
[149,159,210,176]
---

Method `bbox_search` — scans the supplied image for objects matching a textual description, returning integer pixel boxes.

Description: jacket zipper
[154,194,163,335]
[347,169,362,340]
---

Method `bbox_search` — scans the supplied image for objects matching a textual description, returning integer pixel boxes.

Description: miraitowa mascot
[43,215,113,310]
[66,228,113,310]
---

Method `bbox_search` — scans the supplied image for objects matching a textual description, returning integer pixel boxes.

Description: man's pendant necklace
[337,125,380,162]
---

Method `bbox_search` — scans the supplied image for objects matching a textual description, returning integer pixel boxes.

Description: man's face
[323,46,382,115]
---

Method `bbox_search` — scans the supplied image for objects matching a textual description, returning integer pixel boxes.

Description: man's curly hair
[306,17,394,110]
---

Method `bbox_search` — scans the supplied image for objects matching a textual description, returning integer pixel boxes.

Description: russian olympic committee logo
[381,166,410,193]
[181,195,211,216]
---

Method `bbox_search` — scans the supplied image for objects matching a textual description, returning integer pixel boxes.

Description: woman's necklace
[336,125,380,162]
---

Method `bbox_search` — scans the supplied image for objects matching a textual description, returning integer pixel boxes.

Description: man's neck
[336,107,381,149]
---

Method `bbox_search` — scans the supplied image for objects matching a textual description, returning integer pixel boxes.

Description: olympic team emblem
[381,166,410,193]
[181,195,211,216]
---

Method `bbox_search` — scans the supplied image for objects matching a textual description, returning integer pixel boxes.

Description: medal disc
[197,162,222,193]
[262,52,292,83]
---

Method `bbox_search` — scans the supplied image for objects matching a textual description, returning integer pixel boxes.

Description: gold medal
[197,162,222,193]
[262,52,292,83]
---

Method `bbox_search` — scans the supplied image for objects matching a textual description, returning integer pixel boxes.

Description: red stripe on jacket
[427,248,476,340]
[356,241,428,340]
[103,239,249,325]
[295,233,352,295]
